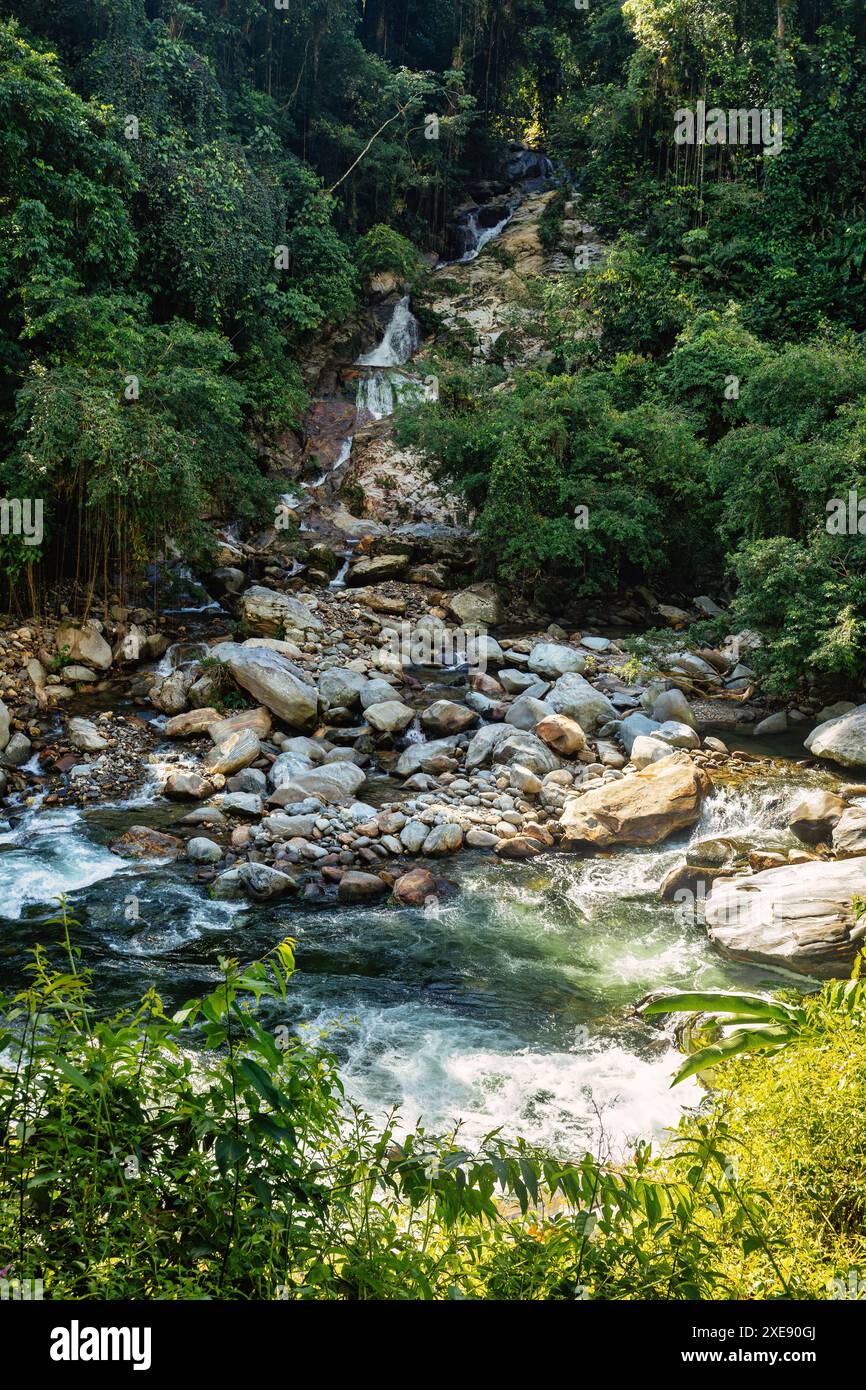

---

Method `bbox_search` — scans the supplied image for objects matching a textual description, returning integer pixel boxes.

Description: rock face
[705,857,866,976]
[55,620,113,672]
[238,586,322,638]
[211,643,319,731]
[805,704,866,769]
[560,753,711,848]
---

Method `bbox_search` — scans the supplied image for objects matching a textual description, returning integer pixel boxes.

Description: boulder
[2,732,31,766]
[149,668,193,714]
[210,643,319,731]
[347,553,411,584]
[753,711,787,737]
[393,867,437,906]
[165,708,221,738]
[164,770,213,801]
[630,735,675,770]
[400,819,429,853]
[110,826,183,860]
[55,620,113,673]
[0,700,9,752]
[67,717,109,753]
[535,713,586,756]
[319,668,369,711]
[504,696,552,731]
[617,712,661,755]
[787,790,847,845]
[238,585,322,637]
[337,871,389,903]
[495,731,561,776]
[446,584,502,626]
[499,669,540,695]
[804,704,866,769]
[651,688,697,730]
[655,720,700,750]
[269,762,366,804]
[205,728,261,777]
[365,700,416,734]
[527,642,586,679]
[548,673,616,730]
[495,835,545,860]
[422,823,464,856]
[421,700,478,736]
[560,753,711,848]
[208,708,272,743]
[396,738,462,776]
[465,724,512,770]
[360,679,401,710]
[705,857,866,976]
[186,837,223,864]
[218,792,263,818]
[238,862,298,901]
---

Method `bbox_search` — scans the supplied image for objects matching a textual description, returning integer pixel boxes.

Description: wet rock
[209,869,245,900]
[238,862,298,901]
[561,753,711,848]
[208,708,272,742]
[495,834,544,859]
[393,866,437,906]
[787,790,847,844]
[337,870,389,903]
[67,717,109,753]
[705,857,866,976]
[110,826,183,860]
[150,668,193,715]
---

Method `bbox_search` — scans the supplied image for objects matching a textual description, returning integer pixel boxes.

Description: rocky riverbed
[3,155,866,1153]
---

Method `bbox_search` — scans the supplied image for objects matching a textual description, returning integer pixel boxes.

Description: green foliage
[355,224,423,285]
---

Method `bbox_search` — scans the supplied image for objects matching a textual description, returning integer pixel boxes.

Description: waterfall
[356,372,394,421]
[356,295,422,368]
[454,207,513,264]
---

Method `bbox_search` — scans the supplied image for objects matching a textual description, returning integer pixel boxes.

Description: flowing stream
[0,749,823,1157]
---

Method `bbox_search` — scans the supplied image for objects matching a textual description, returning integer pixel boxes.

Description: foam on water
[0,807,123,919]
[298,999,699,1156]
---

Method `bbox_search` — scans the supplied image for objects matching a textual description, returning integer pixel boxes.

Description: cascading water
[357,295,422,368]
